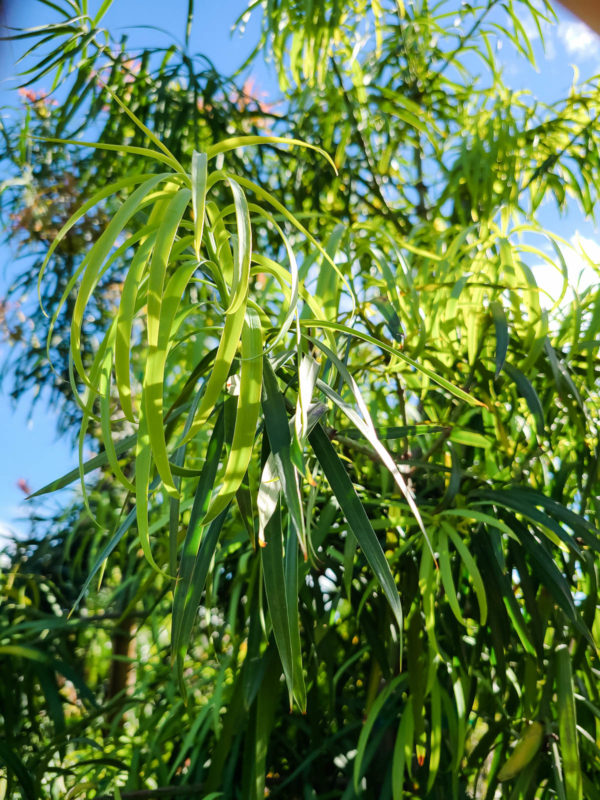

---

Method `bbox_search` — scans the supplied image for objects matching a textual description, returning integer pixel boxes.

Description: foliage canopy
[1,1,600,798]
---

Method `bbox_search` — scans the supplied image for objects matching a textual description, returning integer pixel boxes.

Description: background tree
[1,1,600,799]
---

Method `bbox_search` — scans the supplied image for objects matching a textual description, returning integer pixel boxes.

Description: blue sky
[0,0,599,542]
[0,0,265,541]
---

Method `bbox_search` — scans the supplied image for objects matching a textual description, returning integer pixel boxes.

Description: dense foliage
[1,1,600,798]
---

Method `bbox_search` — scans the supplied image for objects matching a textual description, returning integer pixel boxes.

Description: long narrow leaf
[202,308,263,524]
[309,423,404,657]
[261,502,298,708]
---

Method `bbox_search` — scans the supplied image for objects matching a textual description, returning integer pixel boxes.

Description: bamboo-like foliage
[1,1,600,799]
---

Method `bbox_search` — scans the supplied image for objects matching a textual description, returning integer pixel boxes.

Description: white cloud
[558,20,600,58]
[522,17,541,43]
[532,232,600,309]
[564,233,600,290]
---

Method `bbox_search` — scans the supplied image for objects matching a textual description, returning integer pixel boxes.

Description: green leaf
[260,357,306,555]
[244,648,283,800]
[135,414,168,575]
[206,135,337,174]
[68,174,172,387]
[181,304,247,447]
[311,337,430,550]
[354,674,405,790]
[503,362,545,434]
[33,134,183,172]
[476,489,586,557]
[143,188,193,496]
[437,527,465,626]
[284,524,306,710]
[172,409,226,668]
[442,521,488,625]
[191,151,208,257]
[27,434,137,497]
[309,423,404,658]
[302,318,485,408]
[93,0,114,25]
[261,501,300,709]
[511,518,589,638]
[114,232,156,422]
[222,176,252,315]
[427,679,442,791]
[0,741,36,800]
[556,645,583,800]
[71,502,136,614]
[202,308,263,524]
[97,79,184,171]
[392,704,414,800]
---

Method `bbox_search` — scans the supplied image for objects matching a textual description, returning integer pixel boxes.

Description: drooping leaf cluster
[1,1,600,799]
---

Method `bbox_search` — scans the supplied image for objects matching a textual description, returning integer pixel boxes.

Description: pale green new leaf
[202,307,263,525]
